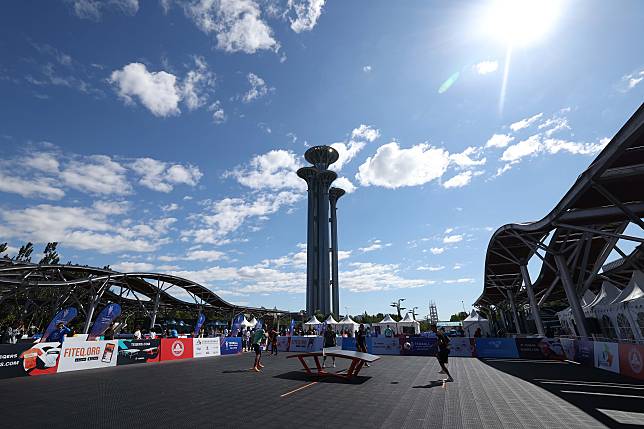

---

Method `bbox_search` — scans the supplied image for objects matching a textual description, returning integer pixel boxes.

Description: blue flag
[40,307,77,343]
[194,313,206,337]
[88,303,121,340]
[289,319,296,336]
[255,319,263,331]
[231,313,245,336]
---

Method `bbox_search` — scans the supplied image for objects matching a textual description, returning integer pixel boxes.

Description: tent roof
[379,314,397,324]
[304,316,321,325]
[581,290,596,306]
[324,315,339,324]
[400,313,418,323]
[464,309,488,322]
[622,270,644,303]
[588,281,621,308]
[338,315,357,324]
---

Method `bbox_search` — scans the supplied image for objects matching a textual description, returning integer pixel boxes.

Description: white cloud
[330,124,380,172]
[161,203,180,212]
[242,72,271,103]
[543,138,608,155]
[619,69,644,91]
[226,149,304,191]
[430,247,444,255]
[356,142,450,189]
[109,63,181,117]
[485,133,514,148]
[449,146,486,168]
[443,171,473,189]
[131,158,202,192]
[181,56,216,110]
[209,100,226,123]
[509,113,543,132]
[184,0,278,53]
[363,65,372,73]
[112,261,155,272]
[68,0,139,21]
[359,240,383,253]
[351,124,380,142]
[61,155,132,195]
[501,134,541,162]
[333,177,356,193]
[185,249,225,261]
[288,0,325,33]
[538,116,570,137]
[453,263,463,270]
[495,163,513,177]
[444,278,475,284]
[417,265,445,272]
[474,60,498,75]
[0,172,65,200]
[342,262,428,292]
[443,234,463,244]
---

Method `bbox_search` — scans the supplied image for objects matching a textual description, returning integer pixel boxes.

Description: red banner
[619,343,644,380]
[160,338,194,361]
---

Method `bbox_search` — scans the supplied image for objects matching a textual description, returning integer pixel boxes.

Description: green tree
[0,242,7,258]
[15,242,34,262]
[39,242,60,265]
[449,312,468,322]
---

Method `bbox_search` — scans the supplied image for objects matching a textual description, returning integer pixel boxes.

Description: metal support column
[519,265,545,336]
[329,187,345,318]
[506,291,523,334]
[555,254,590,338]
[150,284,162,329]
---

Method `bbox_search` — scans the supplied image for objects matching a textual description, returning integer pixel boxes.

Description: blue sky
[1,0,643,320]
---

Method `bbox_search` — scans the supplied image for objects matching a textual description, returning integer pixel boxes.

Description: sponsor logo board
[475,338,519,358]
[594,341,620,373]
[618,343,644,380]
[117,339,161,365]
[57,340,118,373]
[160,338,194,361]
[193,337,221,358]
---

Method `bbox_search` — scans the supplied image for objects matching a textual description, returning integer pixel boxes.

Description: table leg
[298,356,312,374]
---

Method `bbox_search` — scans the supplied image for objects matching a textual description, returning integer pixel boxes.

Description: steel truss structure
[0,259,295,332]
[476,103,644,337]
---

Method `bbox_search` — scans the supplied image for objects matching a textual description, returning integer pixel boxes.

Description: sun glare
[484,0,561,46]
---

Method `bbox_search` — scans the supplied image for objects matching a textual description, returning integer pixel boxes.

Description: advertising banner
[449,338,475,357]
[40,307,77,343]
[194,313,206,337]
[288,336,323,352]
[289,319,296,336]
[277,336,291,352]
[399,337,437,356]
[619,343,644,380]
[370,337,400,355]
[573,339,595,366]
[594,341,620,373]
[231,314,244,337]
[560,338,576,361]
[19,342,64,376]
[193,337,221,358]
[0,343,33,379]
[87,304,121,341]
[475,338,519,358]
[220,337,242,355]
[57,340,119,373]
[160,338,194,361]
[117,339,161,365]
[515,338,566,360]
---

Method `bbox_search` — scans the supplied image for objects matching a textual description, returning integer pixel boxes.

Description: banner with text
[370,337,400,355]
[594,341,620,373]
[619,343,644,380]
[515,338,566,360]
[160,338,194,361]
[220,337,242,355]
[88,304,121,341]
[0,343,33,379]
[57,340,118,373]
[399,337,437,356]
[193,337,221,358]
[449,338,475,357]
[288,336,323,352]
[475,338,519,358]
[117,339,161,365]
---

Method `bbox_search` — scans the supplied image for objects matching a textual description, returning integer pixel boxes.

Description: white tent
[557,290,596,334]
[241,316,255,328]
[623,271,644,340]
[375,314,399,335]
[324,315,339,325]
[596,271,644,340]
[398,313,420,335]
[304,316,321,325]
[337,315,359,336]
[462,310,490,337]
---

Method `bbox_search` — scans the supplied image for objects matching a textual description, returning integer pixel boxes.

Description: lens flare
[438,71,460,94]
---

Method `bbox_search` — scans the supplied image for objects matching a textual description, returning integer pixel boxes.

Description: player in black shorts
[432,325,453,382]
[356,324,370,367]
[323,324,336,368]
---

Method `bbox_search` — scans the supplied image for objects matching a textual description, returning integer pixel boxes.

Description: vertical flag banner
[255,319,263,331]
[289,319,296,336]
[194,313,206,337]
[88,303,121,341]
[231,314,245,336]
[40,307,77,343]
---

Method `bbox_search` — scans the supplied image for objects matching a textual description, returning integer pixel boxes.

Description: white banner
[594,341,620,373]
[193,337,221,358]
[288,336,323,352]
[57,340,118,373]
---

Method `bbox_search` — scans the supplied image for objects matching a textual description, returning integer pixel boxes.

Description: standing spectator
[133,326,142,340]
[47,322,71,343]
[269,326,278,356]
[323,325,336,368]
[356,324,370,367]
[384,325,394,338]
[474,327,482,338]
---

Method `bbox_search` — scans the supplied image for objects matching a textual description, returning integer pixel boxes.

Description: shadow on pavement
[479,358,644,429]
[412,380,445,389]
[273,370,371,384]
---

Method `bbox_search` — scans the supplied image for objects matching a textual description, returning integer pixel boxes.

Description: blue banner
[40,307,78,343]
[341,337,374,353]
[231,314,244,336]
[400,337,437,356]
[288,319,296,336]
[194,313,206,337]
[220,337,242,355]
[88,303,121,341]
[475,338,519,358]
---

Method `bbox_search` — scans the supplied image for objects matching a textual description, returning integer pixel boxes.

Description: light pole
[411,306,418,320]
[390,298,406,319]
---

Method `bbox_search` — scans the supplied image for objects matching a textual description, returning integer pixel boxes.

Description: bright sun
[484,0,562,46]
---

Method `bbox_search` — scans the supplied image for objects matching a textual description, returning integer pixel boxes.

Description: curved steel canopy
[477,103,644,307]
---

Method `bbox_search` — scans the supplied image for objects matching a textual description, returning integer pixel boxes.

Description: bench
[287,349,380,380]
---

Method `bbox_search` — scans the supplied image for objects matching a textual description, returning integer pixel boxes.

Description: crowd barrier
[0,336,239,380]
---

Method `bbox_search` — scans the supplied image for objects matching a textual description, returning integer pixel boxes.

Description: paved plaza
[1,352,643,429]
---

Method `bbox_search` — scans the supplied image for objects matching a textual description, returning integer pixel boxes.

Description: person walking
[323,324,336,368]
[356,324,370,367]
[270,326,278,356]
[432,325,453,382]
[251,325,266,372]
